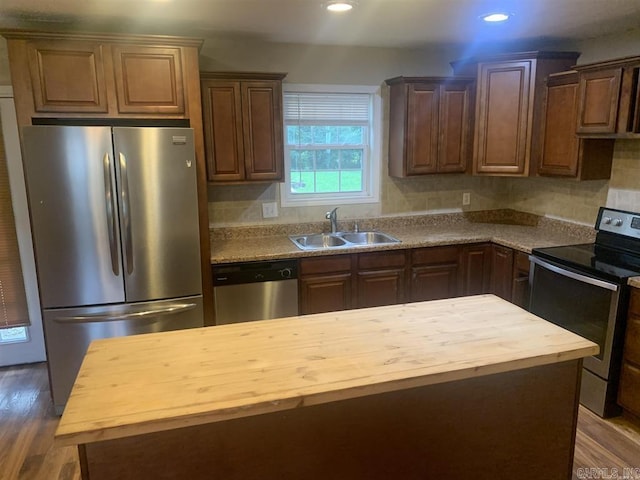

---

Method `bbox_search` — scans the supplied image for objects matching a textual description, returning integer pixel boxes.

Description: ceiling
[1,0,640,49]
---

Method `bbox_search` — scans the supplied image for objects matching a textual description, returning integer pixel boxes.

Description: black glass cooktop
[532,243,640,283]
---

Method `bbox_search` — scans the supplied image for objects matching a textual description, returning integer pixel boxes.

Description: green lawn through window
[290,170,363,193]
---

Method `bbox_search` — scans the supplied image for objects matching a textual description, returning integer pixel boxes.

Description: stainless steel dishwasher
[213,260,298,324]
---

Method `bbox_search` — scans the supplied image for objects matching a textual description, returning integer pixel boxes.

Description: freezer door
[113,127,202,302]
[22,126,124,308]
[43,295,203,413]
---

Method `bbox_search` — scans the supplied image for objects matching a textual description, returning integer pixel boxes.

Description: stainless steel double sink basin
[289,231,401,250]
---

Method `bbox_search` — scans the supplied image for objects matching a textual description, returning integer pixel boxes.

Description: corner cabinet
[574,56,640,137]
[540,71,615,180]
[452,51,580,177]
[200,72,286,183]
[385,76,473,176]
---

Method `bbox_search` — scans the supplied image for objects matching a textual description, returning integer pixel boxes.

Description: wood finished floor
[1,362,639,480]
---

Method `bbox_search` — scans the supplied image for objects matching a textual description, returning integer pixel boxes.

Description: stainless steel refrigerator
[21,126,204,413]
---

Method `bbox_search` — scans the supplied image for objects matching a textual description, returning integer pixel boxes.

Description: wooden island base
[79,360,582,480]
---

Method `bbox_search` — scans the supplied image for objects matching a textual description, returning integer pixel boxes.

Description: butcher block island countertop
[56,295,597,448]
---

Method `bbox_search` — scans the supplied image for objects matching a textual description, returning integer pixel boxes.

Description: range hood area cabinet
[385,76,474,176]
[573,56,640,137]
[539,70,615,180]
[200,72,286,183]
[2,31,201,123]
[452,51,580,177]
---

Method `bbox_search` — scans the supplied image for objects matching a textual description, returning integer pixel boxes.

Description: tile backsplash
[208,138,640,228]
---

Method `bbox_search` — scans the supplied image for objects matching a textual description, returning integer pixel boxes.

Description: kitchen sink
[340,231,399,245]
[290,233,348,249]
[289,231,401,250]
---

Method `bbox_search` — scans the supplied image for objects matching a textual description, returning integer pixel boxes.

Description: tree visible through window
[288,125,364,193]
[282,87,380,207]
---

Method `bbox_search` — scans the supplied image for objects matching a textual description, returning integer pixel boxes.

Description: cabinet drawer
[300,255,352,275]
[619,361,640,417]
[623,315,640,366]
[412,246,460,265]
[358,250,406,270]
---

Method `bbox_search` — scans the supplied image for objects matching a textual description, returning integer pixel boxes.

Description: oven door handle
[530,256,619,292]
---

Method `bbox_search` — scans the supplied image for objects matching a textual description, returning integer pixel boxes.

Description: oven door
[529,256,622,380]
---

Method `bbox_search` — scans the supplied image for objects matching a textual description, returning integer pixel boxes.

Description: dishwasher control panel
[213,259,298,286]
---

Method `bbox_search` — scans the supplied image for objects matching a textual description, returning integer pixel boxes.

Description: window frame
[280,84,381,207]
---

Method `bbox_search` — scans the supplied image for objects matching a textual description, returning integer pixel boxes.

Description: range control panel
[597,207,640,239]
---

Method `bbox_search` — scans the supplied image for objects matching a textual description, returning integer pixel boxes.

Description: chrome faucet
[325,207,339,233]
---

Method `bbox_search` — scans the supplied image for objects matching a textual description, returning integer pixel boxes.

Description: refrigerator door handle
[52,302,198,324]
[103,152,120,276]
[119,152,134,275]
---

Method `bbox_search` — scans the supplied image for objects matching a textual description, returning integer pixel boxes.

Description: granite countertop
[210,210,596,264]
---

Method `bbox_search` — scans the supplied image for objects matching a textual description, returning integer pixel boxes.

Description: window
[281,84,381,207]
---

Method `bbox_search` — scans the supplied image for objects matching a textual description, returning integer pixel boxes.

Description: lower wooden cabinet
[618,289,640,418]
[356,251,407,308]
[461,243,492,296]
[490,245,515,302]
[410,246,462,302]
[511,251,531,309]
[299,255,352,315]
[297,244,531,316]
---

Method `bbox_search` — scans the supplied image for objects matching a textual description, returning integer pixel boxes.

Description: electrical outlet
[262,202,279,218]
[462,192,471,206]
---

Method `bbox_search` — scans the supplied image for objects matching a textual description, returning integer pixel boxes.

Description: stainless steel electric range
[529,207,640,417]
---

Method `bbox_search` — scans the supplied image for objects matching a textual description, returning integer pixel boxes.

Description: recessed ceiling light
[325,1,356,12]
[481,12,512,23]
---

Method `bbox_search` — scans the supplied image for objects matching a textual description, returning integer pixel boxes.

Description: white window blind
[284,93,371,125]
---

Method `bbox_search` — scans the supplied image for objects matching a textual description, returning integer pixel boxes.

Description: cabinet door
[26,40,109,113]
[576,68,622,134]
[619,290,640,417]
[201,80,245,182]
[438,82,470,173]
[461,244,492,296]
[490,245,514,301]
[540,80,580,176]
[511,251,531,309]
[357,269,405,308]
[618,362,640,417]
[300,274,352,315]
[410,246,461,302]
[406,84,439,174]
[111,45,186,115]
[475,61,532,175]
[241,81,284,181]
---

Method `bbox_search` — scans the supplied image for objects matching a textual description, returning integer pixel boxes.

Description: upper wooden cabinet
[26,39,109,114]
[111,45,185,115]
[385,76,473,176]
[574,56,640,137]
[540,71,615,180]
[200,72,286,183]
[4,31,200,121]
[452,51,580,177]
